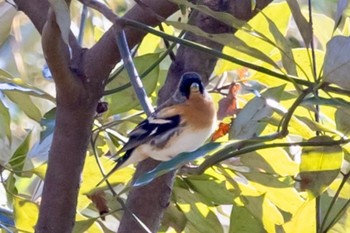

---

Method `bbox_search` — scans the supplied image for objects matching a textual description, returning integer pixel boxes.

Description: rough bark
[117,0,273,233]
[12,0,273,232]
[13,0,178,232]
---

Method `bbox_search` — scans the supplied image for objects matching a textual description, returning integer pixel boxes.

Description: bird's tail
[95,150,132,187]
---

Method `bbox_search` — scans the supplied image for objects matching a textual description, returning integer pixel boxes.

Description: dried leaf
[88,191,109,219]
[211,122,230,141]
[217,83,240,120]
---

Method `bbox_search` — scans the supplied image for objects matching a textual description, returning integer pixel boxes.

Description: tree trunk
[117,0,273,232]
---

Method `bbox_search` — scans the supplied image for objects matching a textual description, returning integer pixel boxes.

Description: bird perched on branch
[98,72,216,185]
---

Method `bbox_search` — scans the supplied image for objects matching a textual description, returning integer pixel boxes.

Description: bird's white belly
[138,127,213,161]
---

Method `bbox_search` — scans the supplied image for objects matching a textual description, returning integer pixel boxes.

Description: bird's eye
[190,82,200,91]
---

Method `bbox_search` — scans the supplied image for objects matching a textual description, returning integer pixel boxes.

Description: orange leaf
[211,122,230,141]
[217,83,241,120]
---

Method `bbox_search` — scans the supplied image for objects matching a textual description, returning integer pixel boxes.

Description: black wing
[119,114,181,153]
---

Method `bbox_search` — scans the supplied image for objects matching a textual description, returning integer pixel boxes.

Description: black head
[179,72,204,99]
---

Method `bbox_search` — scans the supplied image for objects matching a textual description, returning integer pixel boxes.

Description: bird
[97,72,217,186]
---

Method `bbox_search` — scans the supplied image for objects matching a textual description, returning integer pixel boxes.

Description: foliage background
[0,0,350,232]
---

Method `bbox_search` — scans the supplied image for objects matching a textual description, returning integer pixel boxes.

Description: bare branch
[41,8,78,96]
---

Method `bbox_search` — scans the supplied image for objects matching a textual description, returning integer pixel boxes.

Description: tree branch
[83,0,178,82]
[117,1,273,232]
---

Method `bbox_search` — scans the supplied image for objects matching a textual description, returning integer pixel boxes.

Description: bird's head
[179,72,205,99]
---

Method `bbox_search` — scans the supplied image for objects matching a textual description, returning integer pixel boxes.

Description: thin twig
[77,5,88,45]
[196,138,350,174]
[79,0,154,116]
[115,26,155,116]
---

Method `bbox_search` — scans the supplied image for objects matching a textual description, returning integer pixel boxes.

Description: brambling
[99,72,216,184]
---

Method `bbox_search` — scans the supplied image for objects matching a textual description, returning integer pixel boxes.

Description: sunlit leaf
[283,199,315,233]
[311,13,338,50]
[48,0,70,45]
[4,91,42,122]
[0,99,11,141]
[13,196,38,232]
[8,131,32,175]
[285,0,312,46]
[187,175,236,205]
[0,2,16,46]
[299,136,343,197]
[324,36,350,90]
[31,163,47,180]
[169,0,248,30]
[229,205,263,233]
[73,213,102,233]
[0,70,55,102]
[262,11,297,76]
[166,21,280,70]
[133,142,221,187]
[215,1,291,73]
[230,85,285,139]
[105,53,160,116]
[240,148,298,176]
[80,155,134,195]
[232,194,284,233]
[138,24,174,56]
[174,188,224,233]
[334,0,348,29]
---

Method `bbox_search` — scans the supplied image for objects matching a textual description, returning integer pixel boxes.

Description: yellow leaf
[13,196,39,232]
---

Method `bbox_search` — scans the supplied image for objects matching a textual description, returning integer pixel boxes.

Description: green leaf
[0,2,16,46]
[0,69,55,102]
[169,0,248,30]
[48,0,70,45]
[231,195,284,233]
[174,188,224,233]
[230,85,285,139]
[161,202,187,233]
[4,91,42,122]
[187,175,236,205]
[165,21,280,70]
[299,136,343,198]
[285,0,312,46]
[335,108,350,135]
[320,193,349,231]
[13,196,38,232]
[324,37,350,89]
[245,195,284,232]
[0,99,11,141]
[240,148,298,176]
[261,11,297,76]
[229,205,263,233]
[73,217,99,233]
[40,108,56,142]
[296,116,342,136]
[334,0,348,30]
[8,131,32,175]
[283,199,316,232]
[133,142,221,187]
[105,53,160,116]
[302,96,350,108]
